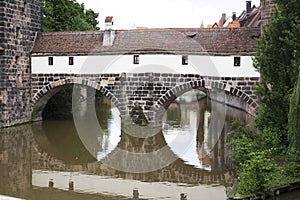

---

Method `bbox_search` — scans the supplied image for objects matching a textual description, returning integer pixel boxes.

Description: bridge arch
[156,79,258,116]
[31,77,121,121]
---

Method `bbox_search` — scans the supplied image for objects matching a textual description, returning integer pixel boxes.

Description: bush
[228,122,300,197]
[238,151,275,195]
[227,122,259,168]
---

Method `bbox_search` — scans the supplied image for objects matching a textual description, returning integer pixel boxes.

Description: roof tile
[31,28,260,56]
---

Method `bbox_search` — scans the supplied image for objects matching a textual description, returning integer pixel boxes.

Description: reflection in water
[97,106,121,161]
[3,90,297,199]
[33,120,96,163]
[163,90,250,172]
[0,125,32,199]
[33,106,122,164]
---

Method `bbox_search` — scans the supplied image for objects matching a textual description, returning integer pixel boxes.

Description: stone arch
[156,79,258,116]
[31,77,121,121]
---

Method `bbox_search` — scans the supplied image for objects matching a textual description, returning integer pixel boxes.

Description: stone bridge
[0,0,277,129]
[31,72,259,122]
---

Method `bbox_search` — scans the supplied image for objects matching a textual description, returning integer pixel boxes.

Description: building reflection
[0,125,32,199]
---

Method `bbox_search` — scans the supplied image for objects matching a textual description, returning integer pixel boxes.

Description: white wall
[31,55,260,77]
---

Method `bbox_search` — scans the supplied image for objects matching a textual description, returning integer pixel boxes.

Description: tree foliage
[129,102,149,126]
[227,123,300,196]
[288,65,300,150]
[227,0,300,195]
[41,0,99,32]
[253,0,300,146]
[40,0,101,120]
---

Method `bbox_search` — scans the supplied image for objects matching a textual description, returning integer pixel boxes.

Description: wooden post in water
[48,179,54,188]
[180,192,188,200]
[69,180,74,191]
[133,188,139,200]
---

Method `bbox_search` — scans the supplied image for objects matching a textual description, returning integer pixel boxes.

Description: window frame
[48,57,54,66]
[182,55,188,65]
[133,55,139,64]
[69,56,74,65]
[234,56,241,67]
[16,27,22,39]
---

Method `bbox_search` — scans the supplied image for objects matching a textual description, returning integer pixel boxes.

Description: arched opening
[31,83,122,163]
[161,88,254,171]
[157,80,258,116]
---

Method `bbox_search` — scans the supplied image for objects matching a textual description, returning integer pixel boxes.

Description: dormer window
[69,57,74,65]
[133,55,139,64]
[234,57,241,67]
[48,57,53,65]
[182,56,188,65]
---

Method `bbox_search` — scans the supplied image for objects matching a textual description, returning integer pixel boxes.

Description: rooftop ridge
[39,27,261,36]
[39,31,103,36]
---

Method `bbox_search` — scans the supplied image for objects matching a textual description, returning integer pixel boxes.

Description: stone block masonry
[31,73,260,122]
[261,0,275,26]
[0,0,40,127]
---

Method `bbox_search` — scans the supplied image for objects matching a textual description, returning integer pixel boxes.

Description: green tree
[227,1,300,196]
[41,0,100,120]
[129,102,149,126]
[288,65,300,150]
[254,0,300,146]
[238,151,275,196]
[287,16,300,150]
[41,0,99,32]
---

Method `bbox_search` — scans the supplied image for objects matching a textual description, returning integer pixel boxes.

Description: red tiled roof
[190,28,260,54]
[31,27,260,56]
[237,6,262,27]
[32,31,104,54]
[0,46,3,51]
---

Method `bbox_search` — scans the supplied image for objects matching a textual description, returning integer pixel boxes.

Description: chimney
[218,13,226,28]
[232,12,237,21]
[246,1,252,16]
[103,16,115,46]
[200,21,204,29]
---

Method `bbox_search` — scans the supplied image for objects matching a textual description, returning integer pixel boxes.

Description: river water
[0,90,298,200]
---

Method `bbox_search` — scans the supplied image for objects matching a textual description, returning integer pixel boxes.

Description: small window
[24,1,28,16]
[15,56,20,65]
[48,57,53,65]
[234,57,241,67]
[182,56,188,65]
[16,27,21,39]
[133,55,139,64]
[69,57,74,65]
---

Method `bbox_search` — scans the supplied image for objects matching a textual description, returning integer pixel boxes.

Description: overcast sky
[77,0,260,30]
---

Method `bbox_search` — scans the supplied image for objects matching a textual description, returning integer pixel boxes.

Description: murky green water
[0,90,298,199]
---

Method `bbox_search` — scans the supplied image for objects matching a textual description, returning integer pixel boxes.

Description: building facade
[0,0,275,127]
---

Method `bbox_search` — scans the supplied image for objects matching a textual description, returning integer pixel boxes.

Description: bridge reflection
[0,95,253,199]
[32,120,230,185]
